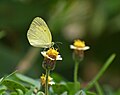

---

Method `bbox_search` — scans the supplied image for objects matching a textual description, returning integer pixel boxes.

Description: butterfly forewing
[27,17,52,48]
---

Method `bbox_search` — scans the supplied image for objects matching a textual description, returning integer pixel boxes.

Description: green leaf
[52,84,68,94]
[16,89,24,95]
[66,82,80,95]
[10,92,18,95]
[75,90,86,95]
[25,86,35,95]
[51,73,67,83]
[37,91,45,95]
[0,77,5,84]
[15,73,40,88]
[0,89,5,94]
[0,70,18,84]
[1,79,27,93]
[61,91,68,95]
[85,53,116,90]
[0,86,7,94]
[113,89,120,95]
[95,82,104,95]
[6,70,19,78]
[86,91,97,95]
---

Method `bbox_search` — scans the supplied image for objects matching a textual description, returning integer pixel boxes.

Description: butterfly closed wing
[27,17,54,48]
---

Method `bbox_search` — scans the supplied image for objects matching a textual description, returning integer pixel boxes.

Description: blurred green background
[0,0,120,91]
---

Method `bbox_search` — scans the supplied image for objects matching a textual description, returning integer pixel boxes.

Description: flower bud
[70,39,90,62]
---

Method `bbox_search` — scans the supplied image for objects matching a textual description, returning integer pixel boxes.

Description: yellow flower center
[40,74,52,86]
[46,48,59,59]
[73,39,85,48]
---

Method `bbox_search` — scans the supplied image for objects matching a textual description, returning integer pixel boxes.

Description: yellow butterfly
[27,17,54,48]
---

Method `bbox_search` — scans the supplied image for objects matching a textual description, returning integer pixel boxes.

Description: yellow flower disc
[40,74,53,86]
[46,48,59,57]
[73,39,85,48]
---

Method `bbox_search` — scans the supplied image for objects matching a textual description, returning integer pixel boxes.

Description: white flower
[70,45,90,50]
[41,51,62,61]
[70,39,90,51]
[41,48,62,60]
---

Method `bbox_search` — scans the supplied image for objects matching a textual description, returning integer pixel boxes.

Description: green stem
[95,82,104,95]
[74,61,79,83]
[45,69,50,95]
[85,53,116,90]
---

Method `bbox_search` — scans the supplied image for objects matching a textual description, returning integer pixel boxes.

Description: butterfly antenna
[54,42,62,51]
[55,42,63,45]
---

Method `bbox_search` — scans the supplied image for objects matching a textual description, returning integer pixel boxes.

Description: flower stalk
[74,60,79,83]
[41,48,62,95]
[45,69,50,95]
[70,39,90,83]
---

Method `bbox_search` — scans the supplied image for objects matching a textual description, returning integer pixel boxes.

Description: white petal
[56,55,62,60]
[70,45,77,49]
[41,51,47,57]
[41,51,62,60]
[41,51,55,60]
[77,46,90,50]
[70,45,90,51]
[49,81,55,85]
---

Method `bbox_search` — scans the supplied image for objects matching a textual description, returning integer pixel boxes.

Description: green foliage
[15,73,40,88]
[36,91,45,95]
[0,71,43,94]
[2,79,27,93]
[66,82,80,95]
[52,83,68,94]
[113,89,120,95]
[85,91,96,95]
[0,54,117,94]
